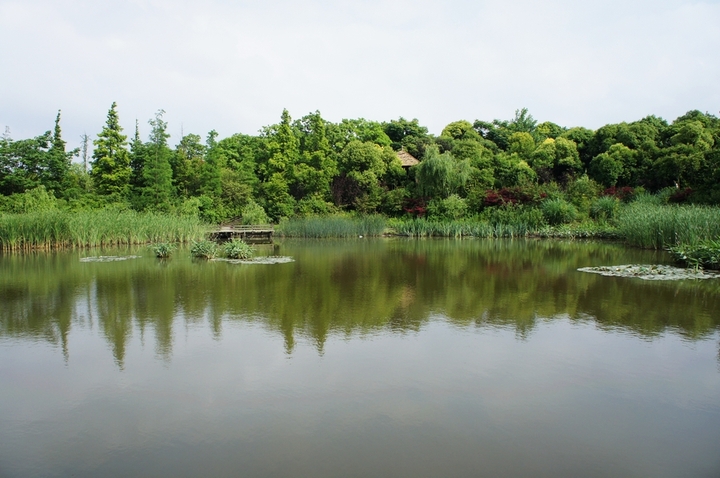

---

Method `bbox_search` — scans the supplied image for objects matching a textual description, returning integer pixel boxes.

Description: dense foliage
[3,105,719,227]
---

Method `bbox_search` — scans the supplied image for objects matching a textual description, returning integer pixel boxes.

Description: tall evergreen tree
[91,102,131,198]
[129,120,147,203]
[139,110,174,211]
[200,130,222,198]
[47,110,76,196]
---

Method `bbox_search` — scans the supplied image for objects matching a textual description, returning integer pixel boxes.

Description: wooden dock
[209,225,274,244]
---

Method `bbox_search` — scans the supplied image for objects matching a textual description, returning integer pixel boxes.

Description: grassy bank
[0,210,208,251]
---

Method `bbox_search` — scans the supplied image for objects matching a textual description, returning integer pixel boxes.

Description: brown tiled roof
[397,150,419,167]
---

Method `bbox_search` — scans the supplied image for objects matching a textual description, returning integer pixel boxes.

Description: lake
[1,238,719,477]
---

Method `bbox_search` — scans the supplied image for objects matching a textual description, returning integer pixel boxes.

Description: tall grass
[389,218,538,238]
[276,215,386,238]
[0,210,208,251]
[617,203,720,249]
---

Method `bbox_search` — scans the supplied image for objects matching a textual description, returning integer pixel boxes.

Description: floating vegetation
[80,255,141,263]
[578,264,720,281]
[212,256,295,265]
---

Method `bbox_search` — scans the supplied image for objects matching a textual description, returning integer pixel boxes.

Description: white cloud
[1,0,718,152]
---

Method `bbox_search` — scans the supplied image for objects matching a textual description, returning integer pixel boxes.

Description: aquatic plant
[222,239,254,259]
[152,242,175,258]
[190,240,218,259]
[667,240,720,270]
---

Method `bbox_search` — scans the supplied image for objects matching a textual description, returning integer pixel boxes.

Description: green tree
[129,120,147,202]
[200,130,222,198]
[139,110,174,211]
[327,118,392,154]
[382,117,431,158]
[589,143,638,187]
[173,133,206,198]
[334,140,397,212]
[91,102,131,198]
[291,111,338,201]
[0,131,52,195]
[258,110,299,220]
[415,145,472,199]
[508,132,536,160]
[530,137,582,183]
[47,110,77,196]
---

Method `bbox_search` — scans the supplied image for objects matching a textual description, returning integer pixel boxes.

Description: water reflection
[1,239,719,366]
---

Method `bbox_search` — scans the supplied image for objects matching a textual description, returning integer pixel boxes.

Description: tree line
[1,103,719,222]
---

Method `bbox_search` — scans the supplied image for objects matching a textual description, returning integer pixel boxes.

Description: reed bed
[276,215,386,238]
[389,218,537,238]
[0,210,208,251]
[617,203,720,249]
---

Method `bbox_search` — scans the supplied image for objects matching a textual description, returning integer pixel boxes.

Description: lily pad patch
[212,256,295,265]
[80,255,141,263]
[578,264,720,281]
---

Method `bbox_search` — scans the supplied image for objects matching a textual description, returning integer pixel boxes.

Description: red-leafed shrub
[483,187,545,208]
[403,198,427,217]
[603,186,635,202]
[669,187,693,203]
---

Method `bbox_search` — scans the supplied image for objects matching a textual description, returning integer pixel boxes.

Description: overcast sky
[1,0,719,151]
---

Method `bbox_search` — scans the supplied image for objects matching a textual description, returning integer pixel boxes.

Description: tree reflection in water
[1,239,718,366]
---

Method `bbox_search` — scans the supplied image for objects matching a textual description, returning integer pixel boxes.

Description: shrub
[669,187,693,204]
[0,186,58,214]
[541,198,577,225]
[603,186,635,203]
[402,197,427,217]
[241,199,270,225]
[222,239,254,259]
[190,240,218,259]
[590,196,619,222]
[427,194,468,220]
[565,175,601,214]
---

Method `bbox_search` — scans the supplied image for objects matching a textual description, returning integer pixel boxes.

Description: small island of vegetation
[1,105,719,267]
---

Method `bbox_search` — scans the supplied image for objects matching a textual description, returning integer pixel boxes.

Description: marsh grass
[617,203,720,249]
[389,218,533,238]
[0,210,208,251]
[276,215,386,238]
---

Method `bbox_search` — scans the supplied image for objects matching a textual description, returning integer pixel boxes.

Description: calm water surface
[1,239,719,477]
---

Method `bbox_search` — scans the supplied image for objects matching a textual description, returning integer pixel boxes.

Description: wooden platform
[209,225,274,244]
